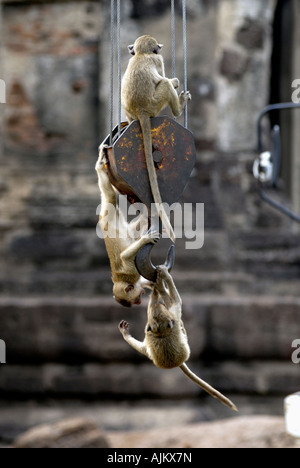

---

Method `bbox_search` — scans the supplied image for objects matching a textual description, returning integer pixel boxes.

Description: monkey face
[130,35,163,56]
[128,44,135,56]
[113,282,145,308]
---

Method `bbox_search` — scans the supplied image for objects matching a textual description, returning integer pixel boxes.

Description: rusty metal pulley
[103,116,196,208]
[101,115,196,281]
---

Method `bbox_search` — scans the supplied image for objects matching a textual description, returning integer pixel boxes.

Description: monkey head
[128,35,163,56]
[146,303,175,337]
[113,282,145,308]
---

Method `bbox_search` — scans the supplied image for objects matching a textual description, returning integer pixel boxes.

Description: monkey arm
[119,320,148,358]
[120,238,148,264]
[128,210,149,238]
[120,228,160,264]
[124,335,148,357]
[154,279,173,310]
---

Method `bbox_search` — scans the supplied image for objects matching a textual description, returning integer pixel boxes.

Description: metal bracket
[255,102,300,223]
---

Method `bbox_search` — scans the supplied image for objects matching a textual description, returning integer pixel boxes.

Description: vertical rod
[182,0,188,128]
[0,0,4,83]
[117,0,121,136]
[110,0,115,145]
[171,0,176,79]
[0,0,4,159]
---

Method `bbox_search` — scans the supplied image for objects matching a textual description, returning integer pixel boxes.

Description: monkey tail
[179,363,238,412]
[139,115,176,244]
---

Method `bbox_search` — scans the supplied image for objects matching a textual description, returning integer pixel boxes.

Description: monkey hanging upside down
[96,143,160,307]
[119,266,238,411]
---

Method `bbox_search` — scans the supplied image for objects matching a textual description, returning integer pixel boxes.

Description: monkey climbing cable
[109,0,189,137]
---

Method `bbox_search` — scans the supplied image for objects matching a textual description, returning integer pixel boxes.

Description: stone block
[208,296,300,359]
[0,296,205,362]
[13,418,110,449]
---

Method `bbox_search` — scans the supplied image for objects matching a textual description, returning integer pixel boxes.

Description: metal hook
[135,243,175,283]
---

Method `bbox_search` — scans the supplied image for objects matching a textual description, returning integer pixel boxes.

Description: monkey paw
[144,228,161,245]
[119,320,130,336]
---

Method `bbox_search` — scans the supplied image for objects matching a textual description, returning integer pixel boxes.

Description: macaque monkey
[121,35,191,244]
[119,266,238,411]
[96,143,160,307]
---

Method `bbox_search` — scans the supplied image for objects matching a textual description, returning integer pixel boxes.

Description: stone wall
[0,0,300,426]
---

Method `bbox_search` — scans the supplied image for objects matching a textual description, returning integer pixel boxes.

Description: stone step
[0,361,297,400]
[0,266,298,297]
[0,269,261,296]
[0,295,299,363]
[3,229,300,277]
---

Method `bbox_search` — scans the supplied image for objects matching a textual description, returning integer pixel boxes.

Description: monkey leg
[96,144,117,207]
[153,80,189,118]
[171,77,179,89]
[119,320,148,357]
[157,266,182,317]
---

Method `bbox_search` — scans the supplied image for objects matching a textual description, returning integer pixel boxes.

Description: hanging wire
[0,0,2,63]
[117,0,121,136]
[109,0,121,144]
[0,0,4,88]
[171,0,176,79]
[110,0,115,146]
[0,0,5,160]
[182,0,188,128]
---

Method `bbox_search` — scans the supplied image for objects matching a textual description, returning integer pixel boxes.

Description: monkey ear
[125,284,135,294]
[128,45,135,55]
[154,44,163,54]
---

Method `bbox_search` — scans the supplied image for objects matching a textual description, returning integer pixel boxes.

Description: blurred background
[0,0,300,448]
